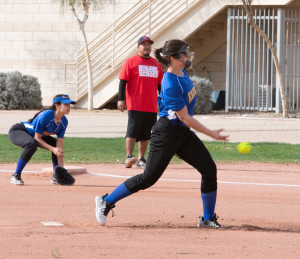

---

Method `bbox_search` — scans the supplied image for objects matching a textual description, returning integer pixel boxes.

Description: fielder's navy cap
[137,36,154,46]
[53,95,76,104]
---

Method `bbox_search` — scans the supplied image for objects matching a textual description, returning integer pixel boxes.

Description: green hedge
[0,71,42,110]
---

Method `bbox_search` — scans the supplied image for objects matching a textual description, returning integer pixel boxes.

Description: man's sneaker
[50,176,58,185]
[125,154,137,168]
[95,194,116,225]
[10,174,24,185]
[135,157,146,168]
[197,213,221,228]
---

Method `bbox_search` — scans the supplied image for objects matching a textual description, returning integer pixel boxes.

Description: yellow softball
[237,142,252,154]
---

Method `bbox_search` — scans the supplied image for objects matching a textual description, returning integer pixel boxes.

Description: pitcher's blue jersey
[23,110,68,138]
[158,69,196,126]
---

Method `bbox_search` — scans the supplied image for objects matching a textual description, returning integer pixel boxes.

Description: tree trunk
[242,1,288,118]
[69,3,93,110]
[250,23,288,118]
[81,28,94,111]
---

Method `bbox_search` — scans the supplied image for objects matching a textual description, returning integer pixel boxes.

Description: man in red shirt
[118,36,163,168]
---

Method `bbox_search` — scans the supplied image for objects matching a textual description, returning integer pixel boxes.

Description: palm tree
[57,0,111,111]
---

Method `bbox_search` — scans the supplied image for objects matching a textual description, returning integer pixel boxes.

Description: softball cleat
[10,174,24,185]
[197,213,221,228]
[50,176,58,185]
[125,155,138,168]
[135,157,146,168]
[95,194,115,225]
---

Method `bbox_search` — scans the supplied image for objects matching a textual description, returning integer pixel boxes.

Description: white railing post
[225,8,232,112]
[76,50,80,100]
[148,0,152,37]
[112,22,115,70]
[276,8,284,114]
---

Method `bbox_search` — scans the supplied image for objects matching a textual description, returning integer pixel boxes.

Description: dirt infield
[0,162,299,258]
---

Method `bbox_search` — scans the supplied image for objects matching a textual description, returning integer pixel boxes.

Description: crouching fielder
[95,40,229,228]
[8,94,76,185]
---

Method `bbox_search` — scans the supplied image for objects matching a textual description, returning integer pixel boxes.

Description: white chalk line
[86,172,300,188]
[0,170,299,188]
[0,170,42,174]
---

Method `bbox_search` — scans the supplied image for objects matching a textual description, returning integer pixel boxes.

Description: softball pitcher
[95,40,229,228]
[8,94,75,185]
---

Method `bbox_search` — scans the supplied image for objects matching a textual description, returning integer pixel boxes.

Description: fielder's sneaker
[197,213,221,228]
[10,174,24,185]
[50,176,58,185]
[95,194,115,225]
[125,154,137,168]
[135,157,146,168]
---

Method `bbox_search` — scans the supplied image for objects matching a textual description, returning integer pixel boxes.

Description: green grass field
[0,134,299,164]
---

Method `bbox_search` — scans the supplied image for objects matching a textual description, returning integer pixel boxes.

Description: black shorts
[126,110,157,142]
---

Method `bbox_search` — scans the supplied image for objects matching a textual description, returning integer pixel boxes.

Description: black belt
[160,117,187,127]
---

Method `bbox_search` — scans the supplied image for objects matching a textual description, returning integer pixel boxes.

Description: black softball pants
[124,117,217,194]
[8,123,58,163]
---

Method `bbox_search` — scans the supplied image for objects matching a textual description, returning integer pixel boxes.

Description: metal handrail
[76,0,200,100]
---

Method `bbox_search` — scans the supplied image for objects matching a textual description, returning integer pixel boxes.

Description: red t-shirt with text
[119,55,163,112]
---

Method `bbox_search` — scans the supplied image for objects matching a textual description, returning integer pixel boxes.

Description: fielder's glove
[54,166,75,186]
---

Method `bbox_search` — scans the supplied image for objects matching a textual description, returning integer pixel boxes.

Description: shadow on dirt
[113,223,300,233]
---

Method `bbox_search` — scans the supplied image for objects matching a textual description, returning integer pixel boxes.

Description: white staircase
[75,0,290,108]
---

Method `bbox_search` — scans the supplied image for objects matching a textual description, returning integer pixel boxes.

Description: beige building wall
[194,43,227,91]
[1,0,293,107]
[0,0,138,106]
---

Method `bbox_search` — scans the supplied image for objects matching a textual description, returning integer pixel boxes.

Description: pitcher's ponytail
[155,40,187,67]
[155,47,170,66]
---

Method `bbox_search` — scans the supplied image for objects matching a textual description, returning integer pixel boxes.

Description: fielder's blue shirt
[158,69,196,126]
[23,110,68,138]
